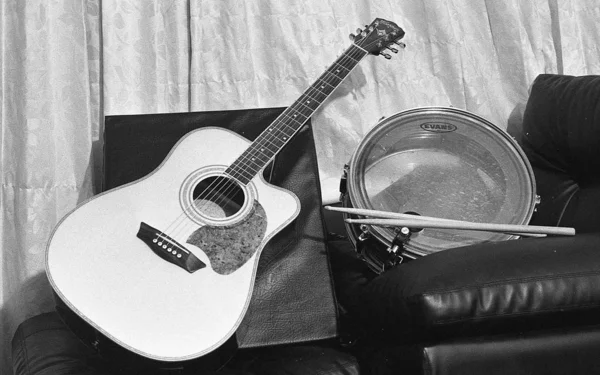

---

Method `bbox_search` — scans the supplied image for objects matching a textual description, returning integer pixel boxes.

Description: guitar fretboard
[226,44,369,184]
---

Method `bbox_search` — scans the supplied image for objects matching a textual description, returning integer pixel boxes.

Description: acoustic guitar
[46,18,405,361]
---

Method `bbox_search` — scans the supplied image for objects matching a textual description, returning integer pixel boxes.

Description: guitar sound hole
[192,175,246,219]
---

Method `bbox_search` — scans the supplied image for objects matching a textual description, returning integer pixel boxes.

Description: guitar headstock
[351,18,405,59]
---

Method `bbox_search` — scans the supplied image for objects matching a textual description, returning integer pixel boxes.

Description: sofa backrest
[521,74,600,232]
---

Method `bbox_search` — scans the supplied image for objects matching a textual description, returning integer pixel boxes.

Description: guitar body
[46,127,300,361]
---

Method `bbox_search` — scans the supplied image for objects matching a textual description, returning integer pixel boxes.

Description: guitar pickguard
[187,201,267,275]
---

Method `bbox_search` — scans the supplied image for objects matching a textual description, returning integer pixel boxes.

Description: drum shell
[344,107,537,259]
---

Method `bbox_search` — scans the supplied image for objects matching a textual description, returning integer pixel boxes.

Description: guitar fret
[283,112,308,124]
[331,62,351,73]
[310,84,329,96]
[273,121,296,138]
[254,135,286,154]
[315,78,336,90]
[264,122,298,135]
[293,89,331,113]
[230,168,255,185]
[241,151,269,169]
[294,99,317,113]
[285,107,311,123]
[277,118,305,134]
[300,90,323,103]
[304,87,329,102]
[247,129,293,159]
[318,74,343,90]
[260,135,286,150]
[321,70,344,83]
[300,90,325,104]
[226,45,369,182]
[344,52,361,63]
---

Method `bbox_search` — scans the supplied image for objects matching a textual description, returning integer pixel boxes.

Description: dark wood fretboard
[226,44,369,184]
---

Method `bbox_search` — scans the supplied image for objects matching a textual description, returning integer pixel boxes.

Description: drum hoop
[347,106,537,250]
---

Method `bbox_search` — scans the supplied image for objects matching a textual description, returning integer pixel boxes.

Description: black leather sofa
[12,74,600,374]
[328,73,600,374]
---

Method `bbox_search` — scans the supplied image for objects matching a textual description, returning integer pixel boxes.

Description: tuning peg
[381,53,392,60]
[387,47,399,53]
[356,28,363,35]
[394,41,407,49]
[349,33,356,41]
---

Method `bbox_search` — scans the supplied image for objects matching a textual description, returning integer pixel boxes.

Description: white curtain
[2,0,599,373]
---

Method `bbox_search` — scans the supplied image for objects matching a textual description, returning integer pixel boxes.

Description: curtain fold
[2,1,600,373]
[102,0,191,115]
[1,1,101,373]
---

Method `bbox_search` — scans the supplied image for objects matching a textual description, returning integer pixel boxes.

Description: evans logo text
[420,122,457,133]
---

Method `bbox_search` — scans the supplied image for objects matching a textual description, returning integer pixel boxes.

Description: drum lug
[387,227,411,255]
[358,224,371,242]
[355,225,409,274]
[386,227,411,265]
[533,194,541,212]
[355,224,393,275]
[339,164,349,201]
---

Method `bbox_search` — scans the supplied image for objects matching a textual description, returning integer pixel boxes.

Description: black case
[103,107,338,348]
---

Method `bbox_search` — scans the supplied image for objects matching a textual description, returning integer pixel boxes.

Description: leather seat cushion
[418,324,600,375]
[329,233,600,343]
[359,324,600,375]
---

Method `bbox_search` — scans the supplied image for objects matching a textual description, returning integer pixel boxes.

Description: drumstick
[325,206,556,237]
[345,218,575,236]
[326,206,470,223]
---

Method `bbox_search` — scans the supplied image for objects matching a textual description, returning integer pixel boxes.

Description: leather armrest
[11,313,111,375]
[12,312,359,375]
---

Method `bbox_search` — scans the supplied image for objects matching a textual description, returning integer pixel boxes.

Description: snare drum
[341,107,538,274]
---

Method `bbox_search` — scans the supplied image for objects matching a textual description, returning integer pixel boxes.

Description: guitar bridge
[137,222,206,273]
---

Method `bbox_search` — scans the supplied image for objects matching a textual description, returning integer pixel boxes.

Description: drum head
[347,107,536,255]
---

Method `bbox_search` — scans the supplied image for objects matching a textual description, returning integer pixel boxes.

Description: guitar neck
[226,44,369,184]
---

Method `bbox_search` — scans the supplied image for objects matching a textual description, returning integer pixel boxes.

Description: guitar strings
[165,42,372,240]
[161,41,376,243]
[204,44,369,204]
[207,49,364,197]
[163,43,371,242]
[160,54,362,243]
